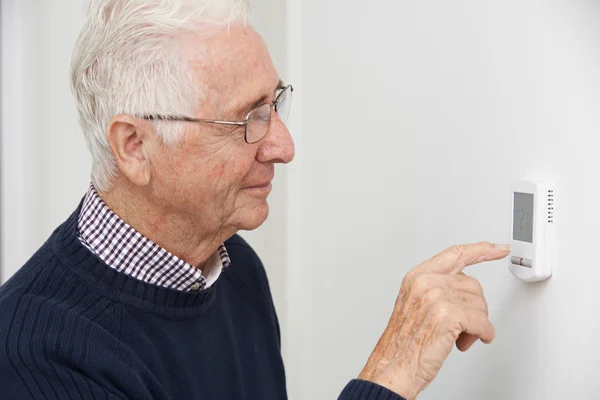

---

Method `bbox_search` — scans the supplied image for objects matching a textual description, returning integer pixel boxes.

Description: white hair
[71,0,249,192]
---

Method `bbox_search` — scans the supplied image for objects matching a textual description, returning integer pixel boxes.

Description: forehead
[186,24,279,113]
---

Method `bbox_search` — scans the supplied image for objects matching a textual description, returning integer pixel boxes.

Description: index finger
[415,242,511,275]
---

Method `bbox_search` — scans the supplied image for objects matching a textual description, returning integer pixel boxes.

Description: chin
[237,203,270,231]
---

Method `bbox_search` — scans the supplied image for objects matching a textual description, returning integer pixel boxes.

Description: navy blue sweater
[0,206,404,400]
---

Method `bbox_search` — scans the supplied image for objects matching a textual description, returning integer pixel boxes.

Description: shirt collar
[76,184,230,292]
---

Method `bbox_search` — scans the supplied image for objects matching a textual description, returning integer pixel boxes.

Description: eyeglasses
[140,85,293,144]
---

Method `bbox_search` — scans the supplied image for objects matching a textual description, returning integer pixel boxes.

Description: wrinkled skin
[359,242,510,399]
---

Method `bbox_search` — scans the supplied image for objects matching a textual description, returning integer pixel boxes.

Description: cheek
[211,153,260,207]
[181,157,249,203]
[151,148,209,207]
[211,158,249,196]
[208,163,225,180]
[152,141,257,213]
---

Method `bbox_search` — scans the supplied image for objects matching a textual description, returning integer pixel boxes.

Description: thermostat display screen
[513,192,534,243]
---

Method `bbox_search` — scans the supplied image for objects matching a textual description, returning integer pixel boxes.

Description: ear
[106,114,153,187]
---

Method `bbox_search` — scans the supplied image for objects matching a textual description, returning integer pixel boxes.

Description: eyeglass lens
[245,86,292,144]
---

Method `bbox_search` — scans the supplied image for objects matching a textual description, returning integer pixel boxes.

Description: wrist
[357,371,418,400]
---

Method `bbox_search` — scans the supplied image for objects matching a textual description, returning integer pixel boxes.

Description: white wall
[1,0,46,279]
[284,0,600,399]
[1,0,91,279]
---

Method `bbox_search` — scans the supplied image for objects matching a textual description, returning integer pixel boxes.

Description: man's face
[146,25,294,234]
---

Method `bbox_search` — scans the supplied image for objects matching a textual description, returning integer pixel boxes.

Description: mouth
[243,175,274,195]
[243,168,275,192]
[246,181,272,190]
[244,171,275,190]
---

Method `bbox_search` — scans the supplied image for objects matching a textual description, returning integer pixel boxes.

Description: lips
[244,166,275,189]
[250,182,271,188]
[245,179,272,189]
[244,172,274,189]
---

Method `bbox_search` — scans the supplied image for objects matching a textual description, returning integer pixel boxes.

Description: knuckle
[431,301,452,322]
[410,273,431,294]
[446,245,467,268]
[476,312,494,335]
[470,278,484,294]
[481,315,495,338]
[403,270,417,286]
[470,295,489,315]
[489,322,497,338]
[462,275,483,294]
[481,297,489,315]
[472,309,487,323]
[447,245,465,258]
[422,287,444,306]
[479,241,494,249]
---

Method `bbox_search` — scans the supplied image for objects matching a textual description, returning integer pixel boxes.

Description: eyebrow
[237,79,286,118]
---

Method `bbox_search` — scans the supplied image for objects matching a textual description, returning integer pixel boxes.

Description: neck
[100,181,232,268]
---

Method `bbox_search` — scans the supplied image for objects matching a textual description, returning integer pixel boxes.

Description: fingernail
[495,243,511,251]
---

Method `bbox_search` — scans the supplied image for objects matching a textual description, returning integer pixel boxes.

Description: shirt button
[190,282,201,291]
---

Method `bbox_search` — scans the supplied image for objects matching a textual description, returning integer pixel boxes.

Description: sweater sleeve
[338,379,407,400]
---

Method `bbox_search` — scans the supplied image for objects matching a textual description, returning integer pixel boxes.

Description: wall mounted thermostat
[509,179,555,282]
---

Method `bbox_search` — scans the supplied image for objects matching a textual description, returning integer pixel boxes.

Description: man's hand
[358,242,511,400]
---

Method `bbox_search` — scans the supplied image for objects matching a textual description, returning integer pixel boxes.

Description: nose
[256,112,295,164]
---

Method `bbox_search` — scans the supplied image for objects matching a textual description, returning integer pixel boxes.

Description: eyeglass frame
[139,84,294,144]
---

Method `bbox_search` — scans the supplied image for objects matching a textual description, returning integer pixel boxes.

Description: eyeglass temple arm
[139,86,293,125]
[140,114,247,126]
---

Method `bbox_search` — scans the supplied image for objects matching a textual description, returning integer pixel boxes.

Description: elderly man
[0,1,510,399]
